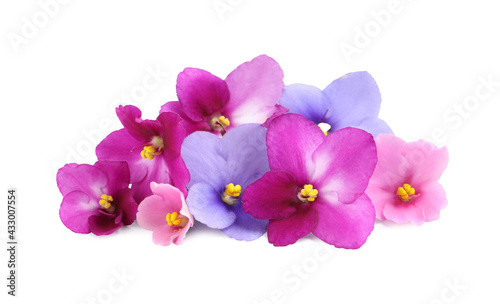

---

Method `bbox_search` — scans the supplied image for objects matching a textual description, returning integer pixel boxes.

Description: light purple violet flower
[181,124,270,241]
[279,71,393,138]
[160,55,285,136]
[242,114,378,247]
[57,161,137,235]
[96,105,189,203]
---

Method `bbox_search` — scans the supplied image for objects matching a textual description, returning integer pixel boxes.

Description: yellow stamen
[298,184,318,203]
[218,116,230,127]
[397,183,418,202]
[166,212,188,229]
[222,183,242,205]
[141,145,160,160]
[209,116,231,133]
[99,194,114,212]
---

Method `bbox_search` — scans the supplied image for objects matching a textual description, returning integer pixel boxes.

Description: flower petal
[176,68,230,122]
[136,182,183,230]
[267,206,318,246]
[312,194,375,249]
[382,197,426,225]
[186,183,236,229]
[113,188,137,226]
[220,204,268,241]
[57,163,108,198]
[413,182,448,222]
[267,113,325,184]
[323,71,382,131]
[157,111,185,161]
[242,171,298,220]
[225,55,284,125]
[402,141,449,186]
[279,84,330,124]
[88,212,123,236]
[152,224,179,246]
[59,191,100,234]
[354,117,394,138]
[116,105,162,142]
[181,130,226,189]
[160,101,210,135]
[219,123,270,189]
[93,161,130,195]
[311,127,377,204]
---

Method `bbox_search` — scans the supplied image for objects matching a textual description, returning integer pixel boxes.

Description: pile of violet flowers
[57,55,449,248]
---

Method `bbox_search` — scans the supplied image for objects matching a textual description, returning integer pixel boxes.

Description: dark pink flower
[96,105,189,203]
[242,114,378,248]
[57,161,137,235]
[160,55,285,136]
[137,182,193,246]
[366,134,449,225]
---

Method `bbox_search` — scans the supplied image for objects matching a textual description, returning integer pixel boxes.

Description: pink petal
[225,55,284,125]
[116,105,162,142]
[413,182,448,222]
[267,206,318,246]
[160,101,210,135]
[176,68,230,122]
[266,113,325,184]
[152,224,179,246]
[401,141,449,186]
[365,185,394,220]
[311,127,377,204]
[136,182,183,231]
[242,171,298,220]
[157,112,185,161]
[94,161,130,195]
[382,197,426,225]
[312,194,375,249]
[57,163,107,198]
[371,134,408,188]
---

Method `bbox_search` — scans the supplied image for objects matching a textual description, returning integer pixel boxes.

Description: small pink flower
[137,182,194,245]
[366,134,449,225]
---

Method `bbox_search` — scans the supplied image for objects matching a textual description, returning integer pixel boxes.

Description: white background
[1,0,499,303]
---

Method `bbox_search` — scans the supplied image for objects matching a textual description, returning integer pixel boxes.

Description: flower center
[221,183,241,206]
[140,136,164,160]
[209,116,230,134]
[318,123,331,136]
[99,194,116,213]
[166,212,188,229]
[397,183,419,202]
[297,184,318,203]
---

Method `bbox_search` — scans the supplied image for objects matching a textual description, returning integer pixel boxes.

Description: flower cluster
[56,55,449,248]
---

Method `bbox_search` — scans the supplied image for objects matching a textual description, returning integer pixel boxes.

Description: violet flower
[365,134,449,225]
[160,55,285,136]
[242,114,378,247]
[96,105,189,203]
[57,161,137,235]
[181,124,270,241]
[137,182,194,246]
[279,71,393,138]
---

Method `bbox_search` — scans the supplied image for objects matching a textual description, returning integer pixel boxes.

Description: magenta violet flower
[242,114,378,247]
[57,161,138,235]
[96,105,190,203]
[365,134,449,225]
[160,55,285,136]
[279,71,393,138]
[136,182,193,246]
[181,123,270,241]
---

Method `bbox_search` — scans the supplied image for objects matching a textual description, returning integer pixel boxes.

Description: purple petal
[181,131,226,190]
[220,205,268,241]
[311,127,377,204]
[160,101,210,135]
[267,206,318,246]
[279,84,330,124]
[176,68,230,122]
[88,211,123,236]
[219,123,269,189]
[242,171,298,220]
[130,157,173,203]
[116,105,162,142]
[96,129,148,184]
[355,117,394,138]
[94,161,130,195]
[312,194,375,249]
[59,191,100,234]
[267,113,324,184]
[157,111,186,160]
[225,55,285,125]
[186,183,236,229]
[323,71,382,131]
[114,188,137,225]
[57,163,107,198]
